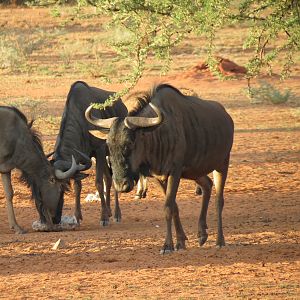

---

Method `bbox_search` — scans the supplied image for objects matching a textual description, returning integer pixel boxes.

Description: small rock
[85,192,100,202]
[52,238,65,250]
[32,215,79,232]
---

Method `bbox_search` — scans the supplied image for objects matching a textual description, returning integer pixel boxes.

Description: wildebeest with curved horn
[86,84,234,252]
[0,106,78,233]
[51,81,147,226]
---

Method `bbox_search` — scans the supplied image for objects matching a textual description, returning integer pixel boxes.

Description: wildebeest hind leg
[74,179,83,222]
[213,157,229,248]
[95,153,110,226]
[1,172,26,234]
[196,175,213,246]
[96,152,111,226]
[135,175,148,199]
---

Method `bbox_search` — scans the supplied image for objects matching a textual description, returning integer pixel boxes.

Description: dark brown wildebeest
[51,81,148,226]
[86,84,234,253]
[0,106,81,233]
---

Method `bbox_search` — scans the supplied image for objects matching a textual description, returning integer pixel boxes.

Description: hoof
[114,217,121,223]
[100,220,109,227]
[160,248,173,255]
[160,243,174,254]
[216,237,225,248]
[216,243,225,249]
[13,227,27,234]
[195,186,202,196]
[134,194,142,200]
[175,242,186,251]
[75,214,83,222]
[175,236,187,251]
[199,235,208,246]
[74,217,82,225]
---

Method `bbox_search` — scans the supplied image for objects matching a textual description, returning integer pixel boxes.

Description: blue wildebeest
[86,84,234,252]
[51,81,147,226]
[0,106,80,233]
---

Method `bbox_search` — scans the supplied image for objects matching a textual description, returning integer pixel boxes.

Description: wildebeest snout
[114,179,134,193]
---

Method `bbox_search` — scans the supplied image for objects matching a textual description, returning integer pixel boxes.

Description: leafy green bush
[247,81,295,104]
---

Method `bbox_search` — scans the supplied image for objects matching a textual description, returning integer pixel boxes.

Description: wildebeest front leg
[95,153,110,226]
[74,179,83,222]
[113,187,121,223]
[103,163,112,217]
[157,179,186,251]
[213,157,229,248]
[1,172,26,234]
[161,172,181,254]
[103,162,122,223]
[196,175,213,246]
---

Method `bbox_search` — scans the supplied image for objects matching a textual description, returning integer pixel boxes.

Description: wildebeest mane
[127,84,185,116]
[5,106,44,153]
[20,170,42,201]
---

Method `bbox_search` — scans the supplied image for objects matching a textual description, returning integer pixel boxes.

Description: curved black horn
[74,149,92,171]
[124,103,163,129]
[54,155,78,180]
[85,104,118,130]
[53,159,71,170]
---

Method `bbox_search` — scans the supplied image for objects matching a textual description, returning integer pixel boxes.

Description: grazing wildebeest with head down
[51,81,125,225]
[51,81,147,226]
[0,106,76,233]
[86,84,234,252]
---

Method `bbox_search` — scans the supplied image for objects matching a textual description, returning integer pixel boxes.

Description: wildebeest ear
[89,130,108,140]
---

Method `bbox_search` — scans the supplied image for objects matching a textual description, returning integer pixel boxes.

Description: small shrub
[247,80,294,105]
[50,6,61,17]
[6,98,47,120]
[0,37,26,71]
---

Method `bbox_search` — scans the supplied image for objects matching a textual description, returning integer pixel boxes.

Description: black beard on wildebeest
[86,83,234,254]
[106,119,141,193]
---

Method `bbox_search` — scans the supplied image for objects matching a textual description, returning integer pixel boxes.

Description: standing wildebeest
[86,84,234,252]
[0,106,79,233]
[51,81,147,226]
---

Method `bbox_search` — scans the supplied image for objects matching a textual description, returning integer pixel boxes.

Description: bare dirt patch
[0,8,300,300]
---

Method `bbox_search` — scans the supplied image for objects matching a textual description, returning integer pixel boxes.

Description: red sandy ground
[0,8,299,300]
